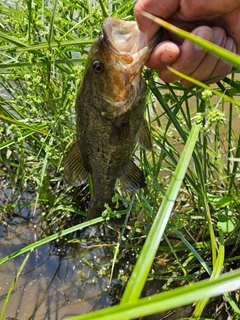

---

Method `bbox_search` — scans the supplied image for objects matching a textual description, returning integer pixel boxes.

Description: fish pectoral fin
[138,119,152,151]
[119,161,146,190]
[64,141,88,186]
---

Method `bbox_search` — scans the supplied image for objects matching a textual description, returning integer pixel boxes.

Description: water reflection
[0,179,118,319]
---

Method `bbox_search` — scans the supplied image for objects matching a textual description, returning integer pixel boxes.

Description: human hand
[135,0,239,87]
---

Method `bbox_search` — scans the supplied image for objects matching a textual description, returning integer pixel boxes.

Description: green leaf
[208,194,234,210]
[217,213,238,235]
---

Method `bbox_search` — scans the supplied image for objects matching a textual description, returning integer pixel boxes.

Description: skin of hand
[135,0,240,87]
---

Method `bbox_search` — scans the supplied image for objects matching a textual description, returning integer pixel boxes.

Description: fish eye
[92,60,104,74]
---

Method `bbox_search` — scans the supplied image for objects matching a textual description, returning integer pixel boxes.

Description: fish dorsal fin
[119,161,146,190]
[64,141,88,186]
[138,119,152,151]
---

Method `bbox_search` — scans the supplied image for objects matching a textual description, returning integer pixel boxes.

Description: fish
[64,17,161,220]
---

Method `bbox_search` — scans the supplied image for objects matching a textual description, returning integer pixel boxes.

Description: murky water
[0,238,113,319]
[0,179,120,319]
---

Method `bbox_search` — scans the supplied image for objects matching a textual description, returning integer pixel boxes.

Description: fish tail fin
[64,141,88,186]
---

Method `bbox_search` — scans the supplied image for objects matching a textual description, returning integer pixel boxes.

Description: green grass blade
[48,0,58,44]
[120,121,201,304]
[0,251,31,320]
[0,131,37,150]
[0,30,27,47]
[0,114,51,136]
[168,67,240,108]
[1,39,93,54]
[0,217,103,265]
[193,240,225,317]
[174,229,212,275]
[65,268,240,320]
[98,0,109,18]
[140,11,240,66]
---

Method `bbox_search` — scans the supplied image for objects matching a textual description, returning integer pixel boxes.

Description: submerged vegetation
[0,0,240,319]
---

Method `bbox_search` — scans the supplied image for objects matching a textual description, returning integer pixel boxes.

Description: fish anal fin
[138,119,152,151]
[64,141,88,186]
[119,161,146,190]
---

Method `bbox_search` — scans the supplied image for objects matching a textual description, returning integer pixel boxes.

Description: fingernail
[194,29,213,51]
[161,46,175,63]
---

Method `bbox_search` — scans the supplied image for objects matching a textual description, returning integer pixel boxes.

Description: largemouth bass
[64,18,161,220]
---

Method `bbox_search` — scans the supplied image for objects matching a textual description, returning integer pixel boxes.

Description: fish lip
[102,17,161,65]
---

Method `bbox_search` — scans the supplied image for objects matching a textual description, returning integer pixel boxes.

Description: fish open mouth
[102,18,160,65]
[97,18,162,118]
